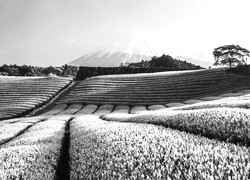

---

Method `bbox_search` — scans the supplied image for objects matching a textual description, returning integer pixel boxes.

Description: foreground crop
[70,115,250,179]
[103,108,250,146]
[0,119,66,179]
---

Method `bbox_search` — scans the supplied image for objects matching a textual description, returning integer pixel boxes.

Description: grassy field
[0,68,250,179]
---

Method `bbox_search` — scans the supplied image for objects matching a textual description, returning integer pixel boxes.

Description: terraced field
[57,67,250,106]
[0,68,250,179]
[0,76,72,120]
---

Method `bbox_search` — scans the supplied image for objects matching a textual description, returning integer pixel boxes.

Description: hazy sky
[0,0,249,66]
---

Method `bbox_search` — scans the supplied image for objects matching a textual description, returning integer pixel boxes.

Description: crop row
[79,69,228,87]
[41,103,112,117]
[51,92,250,117]
[75,72,229,88]
[39,103,84,117]
[58,68,250,106]
[58,92,249,107]
[174,94,250,110]
[83,67,226,81]
[73,79,245,93]
[0,77,72,120]
[70,115,250,179]
[79,76,225,86]
[102,107,250,146]
[0,118,68,180]
[0,123,32,144]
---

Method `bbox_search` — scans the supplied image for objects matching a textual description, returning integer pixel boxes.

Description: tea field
[0,76,72,120]
[0,68,250,179]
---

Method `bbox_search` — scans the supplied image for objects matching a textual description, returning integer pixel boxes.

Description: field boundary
[55,118,73,180]
[0,118,47,147]
[30,80,78,116]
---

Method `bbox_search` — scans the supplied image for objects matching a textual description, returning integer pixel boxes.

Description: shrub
[102,108,250,146]
[70,115,250,179]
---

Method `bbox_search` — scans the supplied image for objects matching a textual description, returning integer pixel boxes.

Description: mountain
[68,51,158,67]
[175,56,213,68]
[68,27,213,68]
[68,28,164,67]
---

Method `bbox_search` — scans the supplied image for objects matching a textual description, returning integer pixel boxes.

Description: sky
[0,0,249,67]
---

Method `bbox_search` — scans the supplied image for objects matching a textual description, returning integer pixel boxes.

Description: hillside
[0,67,250,179]
[57,67,250,106]
[125,54,203,69]
[0,76,72,120]
[175,56,213,68]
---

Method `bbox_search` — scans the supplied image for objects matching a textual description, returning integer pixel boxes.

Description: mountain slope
[57,68,250,106]
[69,51,156,67]
[68,28,213,68]
[175,56,213,68]
[68,28,164,67]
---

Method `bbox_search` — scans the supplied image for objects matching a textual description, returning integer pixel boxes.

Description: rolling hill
[57,67,250,106]
[1,67,250,179]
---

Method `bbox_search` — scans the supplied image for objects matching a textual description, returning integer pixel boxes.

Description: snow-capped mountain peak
[125,27,163,56]
[68,27,164,67]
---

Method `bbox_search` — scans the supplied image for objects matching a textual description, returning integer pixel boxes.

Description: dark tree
[213,45,250,68]
[62,64,69,71]
[18,65,31,76]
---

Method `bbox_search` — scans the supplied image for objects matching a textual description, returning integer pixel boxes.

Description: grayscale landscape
[0,0,250,179]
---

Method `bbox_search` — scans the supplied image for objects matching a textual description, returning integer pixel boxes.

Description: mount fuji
[68,28,212,68]
[68,28,164,67]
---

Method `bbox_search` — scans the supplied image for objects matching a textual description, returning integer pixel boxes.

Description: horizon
[0,0,250,67]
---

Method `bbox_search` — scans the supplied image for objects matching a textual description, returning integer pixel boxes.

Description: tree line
[0,64,78,77]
